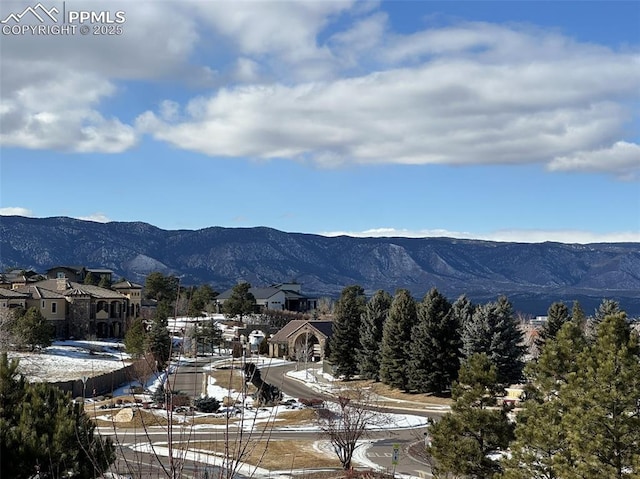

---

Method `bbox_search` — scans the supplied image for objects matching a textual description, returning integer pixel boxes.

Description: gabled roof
[216,286,283,301]
[269,320,333,343]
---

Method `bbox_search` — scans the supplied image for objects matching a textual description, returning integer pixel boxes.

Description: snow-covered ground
[8,340,131,382]
[9,340,430,476]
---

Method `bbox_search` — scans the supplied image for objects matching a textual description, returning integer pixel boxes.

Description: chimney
[57,278,69,291]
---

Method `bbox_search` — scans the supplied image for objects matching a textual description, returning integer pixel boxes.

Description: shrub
[194,396,221,413]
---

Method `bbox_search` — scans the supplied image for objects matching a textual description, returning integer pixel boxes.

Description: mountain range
[1,215,639,316]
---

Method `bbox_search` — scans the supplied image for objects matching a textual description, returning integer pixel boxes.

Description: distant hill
[1,215,639,316]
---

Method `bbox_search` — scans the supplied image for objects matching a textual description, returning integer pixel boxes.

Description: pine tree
[535,301,570,349]
[462,296,525,385]
[379,289,416,391]
[329,285,366,380]
[408,288,461,394]
[451,294,474,334]
[12,307,54,351]
[124,317,146,358]
[358,289,391,381]
[222,282,256,321]
[502,319,588,479]
[0,353,115,479]
[559,313,640,478]
[145,300,172,369]
[503,311,640,479]
[428,353,514,479]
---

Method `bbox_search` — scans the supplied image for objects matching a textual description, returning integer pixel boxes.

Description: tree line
[327,285,639,478]
[328,285,525,394]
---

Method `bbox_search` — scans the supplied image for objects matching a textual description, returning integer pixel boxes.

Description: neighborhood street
[102,357,438,478]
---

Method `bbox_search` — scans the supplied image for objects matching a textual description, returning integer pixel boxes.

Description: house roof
[20,279,126,300]
[0,289,30,299]
[216,286,283,301]
[86,268,114,274]
[112,280,143,289]
[16,285,67,299]
[46,265,85,273]
[269,320,333,343]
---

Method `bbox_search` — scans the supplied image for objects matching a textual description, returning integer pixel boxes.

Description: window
[51,302,57,314]
[42,300,45,308]
[57,272,65,279]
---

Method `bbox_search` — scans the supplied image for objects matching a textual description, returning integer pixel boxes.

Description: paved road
[105,357,437,477]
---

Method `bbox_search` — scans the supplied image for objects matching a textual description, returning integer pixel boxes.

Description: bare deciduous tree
[317,389,389,470]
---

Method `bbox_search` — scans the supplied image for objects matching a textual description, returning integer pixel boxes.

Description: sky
[1,0,639,244]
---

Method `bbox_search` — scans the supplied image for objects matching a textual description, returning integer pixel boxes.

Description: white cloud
[0,1,200,153]
[319,227,640,244]
[76,213,111,223]
[0,207,33,217]
[138,22,639,177]
[548,141,640,180]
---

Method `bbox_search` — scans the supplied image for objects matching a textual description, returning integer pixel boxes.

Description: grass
[340,379,453,406]
[179,439,343,470]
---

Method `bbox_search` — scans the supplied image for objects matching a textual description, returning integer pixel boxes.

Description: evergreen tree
[595,298,621,322]
[536,301,570,349]
[503,312,640,479]
[222,282,256,321]
[329,285,366,380]
[187,284,217,317]
[124,317,146,358]
[0,353,115,479]
[144,272,179,302]
[358,290,391,381]
[501,319,588,479]
[462,296,525,385]
[559,312,640,478]
[12,307,54,351]
[190,318,223,355]
[408,288,461,394]
[428,353,514,479]
[451,294,475,334]
[571,300,586,329]
[145,300,172,369]
[379,289,416,391]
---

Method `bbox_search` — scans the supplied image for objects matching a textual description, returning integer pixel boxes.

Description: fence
[50,356,156,398]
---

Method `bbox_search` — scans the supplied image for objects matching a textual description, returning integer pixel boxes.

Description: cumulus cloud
[138,21,639,176]
[0,0,199,153]
[320,227,640,244]
[548,141,640,180]
[1,0,638,180]
[0,207,33,217]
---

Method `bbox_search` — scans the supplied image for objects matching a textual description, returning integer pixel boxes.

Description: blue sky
[1,0,639,243]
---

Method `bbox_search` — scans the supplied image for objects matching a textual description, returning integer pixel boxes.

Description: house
[13,278,133,339]
[0,269,43,290]
[112,280,143,318]
[215,282,317,313]
[46,266,113,284]
[0,288,29,310]
[268,319,333,361]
